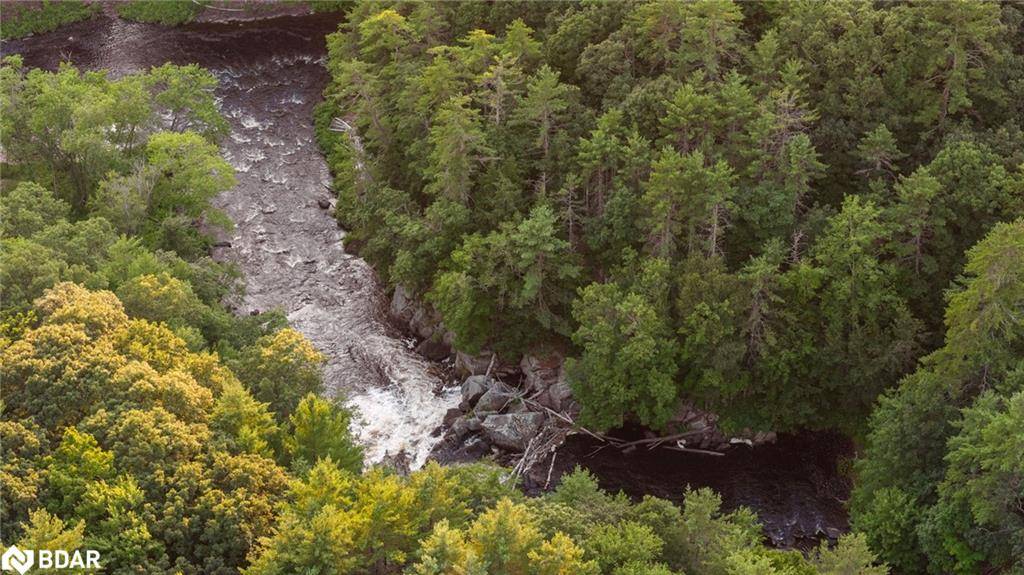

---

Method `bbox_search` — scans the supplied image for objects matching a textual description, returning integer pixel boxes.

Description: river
[2,10,460,468]
[548,430,853,549]
[3,11,851,547]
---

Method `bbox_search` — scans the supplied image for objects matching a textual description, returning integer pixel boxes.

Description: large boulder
[546,379,575,412]
[389,284,447,341]
[455,350,494,376]
[481,413,546,451]
[409,306,445,341]
[451,436,491,461]
[389,284,415,324]
[521,352,577,412]
[450,415,482,439]
[455,350,518,378]
[460,375,493,405]
[474,387,518,414]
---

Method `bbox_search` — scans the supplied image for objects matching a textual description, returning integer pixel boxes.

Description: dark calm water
[548,430,854,548]
[3,13,853,548]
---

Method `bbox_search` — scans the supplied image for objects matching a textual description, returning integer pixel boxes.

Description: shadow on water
[546,429,855,549]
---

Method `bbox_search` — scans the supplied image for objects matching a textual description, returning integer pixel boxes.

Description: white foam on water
[260,171,287,185]
[210,55,460,472]
[239,115,259,129]
[246,148,266,163]
[346,385,461,469]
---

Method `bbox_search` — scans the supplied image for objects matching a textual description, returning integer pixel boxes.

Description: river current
[3,10,460,468]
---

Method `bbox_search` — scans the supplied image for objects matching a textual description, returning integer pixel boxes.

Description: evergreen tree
[285,394,363,474]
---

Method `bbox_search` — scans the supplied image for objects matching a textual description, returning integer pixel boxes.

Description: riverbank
[2,10,460,468]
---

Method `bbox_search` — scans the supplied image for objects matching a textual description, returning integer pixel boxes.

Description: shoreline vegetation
[0,0,351,39]
[0,17,869,575]
[0,1,99,40]
[315,2,1023,573]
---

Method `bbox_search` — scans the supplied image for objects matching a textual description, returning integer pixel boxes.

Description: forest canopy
[0,46,876,575]
[317,0,1023,435]
[1,1,1022,574]
[314,2,1024,572]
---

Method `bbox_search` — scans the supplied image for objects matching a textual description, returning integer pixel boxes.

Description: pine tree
[567,259,679,430]
[425,95,492,204]
[642,148,736,259]
[285,394,363,474]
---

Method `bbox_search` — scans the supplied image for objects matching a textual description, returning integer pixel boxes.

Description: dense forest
[317,0,1023,435]
[315,1,1023,573]
[0,42,877,575]
[0,1,1022,574]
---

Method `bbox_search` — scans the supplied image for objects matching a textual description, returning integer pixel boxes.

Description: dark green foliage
[852,219,1024,574]
[430,204,580,355]
[3,3,1022,574]
[318,0,1023,444]
[567,257,678,430]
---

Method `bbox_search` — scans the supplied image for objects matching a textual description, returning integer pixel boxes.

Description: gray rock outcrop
[460,375,493,405]
[481,412,546,451]
[474,387,518,414]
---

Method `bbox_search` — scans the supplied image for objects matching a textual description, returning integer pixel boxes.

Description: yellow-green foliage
[0,283,350,573]
[1,282,886,575]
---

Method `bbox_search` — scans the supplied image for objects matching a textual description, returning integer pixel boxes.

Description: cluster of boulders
[440,375,548,458]
[519,353,575,414]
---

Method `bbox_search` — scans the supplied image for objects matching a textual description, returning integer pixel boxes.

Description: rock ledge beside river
[388,284,778,472]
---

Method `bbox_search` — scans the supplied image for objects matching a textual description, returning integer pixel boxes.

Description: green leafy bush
[0,1,98,40]
[116,0,203,25]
